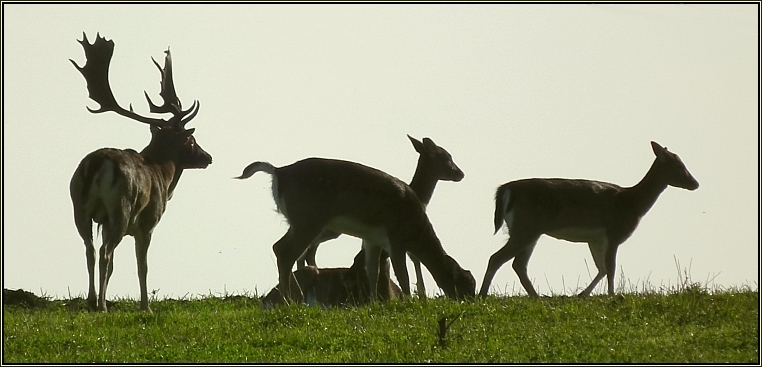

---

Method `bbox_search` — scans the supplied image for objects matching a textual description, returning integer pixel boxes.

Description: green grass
[3,284,758,363]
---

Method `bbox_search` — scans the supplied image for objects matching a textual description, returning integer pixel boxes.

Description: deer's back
[72,148,169,231]
[276,158,426,226]
[503,178,628,232]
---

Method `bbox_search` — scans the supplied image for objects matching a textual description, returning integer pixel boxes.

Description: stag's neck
[167,169,184,200]
[408,159,438,206]
[139,146,183,199]
[624,158,669,217]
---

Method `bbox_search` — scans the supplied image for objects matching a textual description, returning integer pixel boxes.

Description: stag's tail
[234,161,276,179]
[493,184,512,234]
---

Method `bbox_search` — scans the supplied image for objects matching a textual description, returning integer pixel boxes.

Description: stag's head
[70,32,212,169]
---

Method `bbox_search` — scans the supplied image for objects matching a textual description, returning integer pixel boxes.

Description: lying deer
[262,249,403,308]
[235,157,476,302]
[69,33,212,312]
[296,135,464,297]
[480,141,699,297]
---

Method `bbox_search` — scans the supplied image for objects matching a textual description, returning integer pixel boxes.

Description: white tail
[295,135,465,298]
[69,33,212,312]
[236,157,476,302]
[480,141,699,297]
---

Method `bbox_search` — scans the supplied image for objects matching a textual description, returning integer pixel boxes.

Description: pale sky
[2,3,759,301]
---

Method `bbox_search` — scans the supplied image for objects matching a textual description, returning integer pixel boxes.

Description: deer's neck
[167,169,184,199]
[624,158,669,217]
[408,158,438,207]
[405,220,449,276]
[140,146,183,199]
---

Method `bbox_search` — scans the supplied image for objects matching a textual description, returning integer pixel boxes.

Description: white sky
[2,3,759,300]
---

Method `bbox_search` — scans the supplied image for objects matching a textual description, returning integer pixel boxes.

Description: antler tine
[179,100,200,129]
[71,32,174,128]
[144,48,198,128]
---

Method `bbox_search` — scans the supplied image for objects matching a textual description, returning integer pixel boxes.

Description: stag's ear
[408,135,424,153]
[180,128,195,137]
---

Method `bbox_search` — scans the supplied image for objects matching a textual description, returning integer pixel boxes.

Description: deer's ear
[422,137,437,151]
[408,135,424,153]
[181,128,195,137]
[651,141,668,159]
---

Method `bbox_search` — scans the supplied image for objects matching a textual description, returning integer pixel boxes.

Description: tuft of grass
[3,285,758,363]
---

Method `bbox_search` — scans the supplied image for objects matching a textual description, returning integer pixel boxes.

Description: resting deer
[69,33,212,312]
[296,135,464,297]
[235,158,476,302]
[262,249,403,308]
[480,141,699,298]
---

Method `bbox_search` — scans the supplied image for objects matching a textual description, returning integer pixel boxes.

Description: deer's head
[408,135,464,182]
[70,32,212,169]
[651,141,698,191]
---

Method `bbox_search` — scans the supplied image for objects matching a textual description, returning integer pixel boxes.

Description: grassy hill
[3,285,758,363]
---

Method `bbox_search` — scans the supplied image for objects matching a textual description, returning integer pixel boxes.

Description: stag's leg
[408,253,427,298]
[479,233,541,297]
[578,240,607,297]
[73,208,97,310]
[97,241,118,312]
[85,240,98,310]
[97,215,128,312]
[273,225,325,303]
[134,230,153,312]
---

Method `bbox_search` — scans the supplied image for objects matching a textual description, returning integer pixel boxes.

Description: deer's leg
[604,244,620,296]
[97,214,128,312]
[97,242,117,312]
[297,245,318,269]
[273,225,324,303]
[479,233,540,297]
[85,240,97,311]
[511,244,540,297]
[407,253,427,298]
[389,249,411,297]
[76,219,98,310]
[377,250,393,301]
[134,230,153,312]
[73,206,98,310]
[363,242,383,300]
[297,229,341,269]
[578,240,608,297]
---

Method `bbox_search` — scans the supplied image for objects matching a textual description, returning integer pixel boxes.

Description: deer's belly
[325,216,391,252]
[546,227,608,244]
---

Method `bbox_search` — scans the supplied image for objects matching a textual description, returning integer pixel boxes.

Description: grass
[3,281,759,363]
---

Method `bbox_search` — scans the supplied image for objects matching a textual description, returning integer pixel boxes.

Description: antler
[69,32,199,129]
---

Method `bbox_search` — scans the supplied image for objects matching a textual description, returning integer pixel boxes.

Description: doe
[480,141,698,297]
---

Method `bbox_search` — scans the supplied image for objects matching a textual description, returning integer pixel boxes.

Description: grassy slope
[3,287,759,363]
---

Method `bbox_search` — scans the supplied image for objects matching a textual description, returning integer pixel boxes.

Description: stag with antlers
[69,33,212,312]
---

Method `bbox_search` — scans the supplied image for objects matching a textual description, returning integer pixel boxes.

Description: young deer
[296,135,464,297]
[262,249,403,308]
[69,33,212,312]
[480,141,699,298]
[235,158,476,302]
